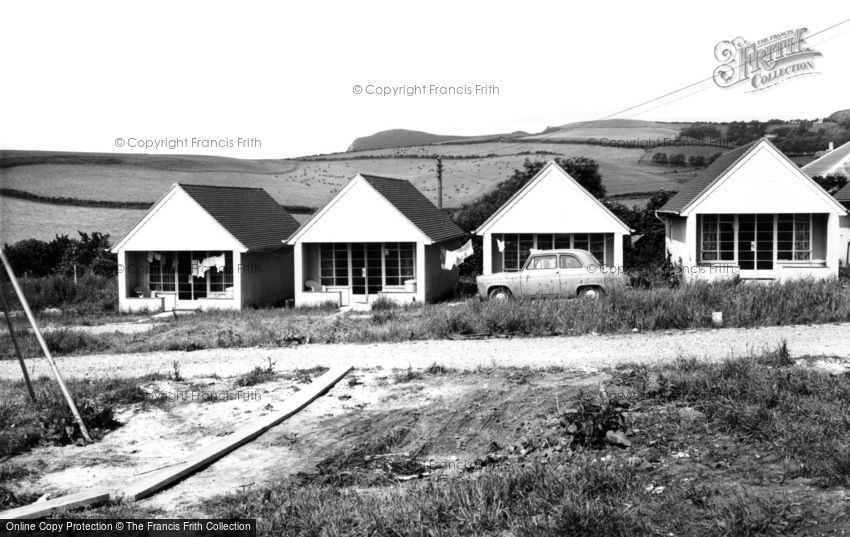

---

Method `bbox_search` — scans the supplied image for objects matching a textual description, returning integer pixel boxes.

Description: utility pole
[436,155,443,209]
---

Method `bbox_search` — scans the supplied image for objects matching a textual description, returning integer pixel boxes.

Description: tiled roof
[179,184,300,251]
[835,182,850,203]
[801,140,850,178]
[360,175,466,242]
[658,141,759,214]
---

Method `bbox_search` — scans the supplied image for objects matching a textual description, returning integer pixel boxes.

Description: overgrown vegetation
[0,376,149,458]
[4,279,849,359]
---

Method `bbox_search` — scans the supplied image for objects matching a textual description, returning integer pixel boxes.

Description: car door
[558,254,585,297]
[521,254,559,296]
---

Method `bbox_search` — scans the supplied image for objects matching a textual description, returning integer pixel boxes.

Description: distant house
[111,184,299,312]
[833,183,850,266]
[801,140,850,178]
[474,161,630,274]
[656,139,848,281]
[287,173,466,307]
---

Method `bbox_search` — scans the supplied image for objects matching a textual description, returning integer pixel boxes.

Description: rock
[678,407,705,421]
[604,430,631,448]
[673,451,690,458]
[43,308,62,315]
[36,493,51,502]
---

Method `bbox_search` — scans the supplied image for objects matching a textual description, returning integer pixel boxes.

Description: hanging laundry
[496,238,505,253]
[146,252,154,263]
[441,240,474,270]
[191,259,206,278]
[153,252,162,262]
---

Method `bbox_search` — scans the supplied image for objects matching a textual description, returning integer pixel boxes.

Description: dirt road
[3,322,849,380]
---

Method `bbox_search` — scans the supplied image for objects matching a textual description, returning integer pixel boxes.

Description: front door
[350,243,383,303]
[738,214,774,279]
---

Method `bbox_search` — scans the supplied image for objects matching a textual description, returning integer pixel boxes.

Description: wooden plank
[0,488,112,519]
[122,365,353,501]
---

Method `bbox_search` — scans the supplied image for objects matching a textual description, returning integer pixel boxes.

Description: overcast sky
[1,1,848,158]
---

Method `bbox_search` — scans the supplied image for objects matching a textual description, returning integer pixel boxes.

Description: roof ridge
[177,183,265,191]
[359,173,409,182]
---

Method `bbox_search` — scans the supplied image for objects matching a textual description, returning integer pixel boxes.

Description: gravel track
[2,322,848,381]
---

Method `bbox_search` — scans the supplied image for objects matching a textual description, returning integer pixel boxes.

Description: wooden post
[0,279,36,402]
[0,249,92,442]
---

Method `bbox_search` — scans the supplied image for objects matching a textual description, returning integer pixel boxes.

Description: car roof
[528,249,591,256]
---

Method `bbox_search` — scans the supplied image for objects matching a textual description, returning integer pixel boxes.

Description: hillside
[346,129,529,152]
[3,111,848,244]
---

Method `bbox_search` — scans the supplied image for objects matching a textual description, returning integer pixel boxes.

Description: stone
[604,430,631,448]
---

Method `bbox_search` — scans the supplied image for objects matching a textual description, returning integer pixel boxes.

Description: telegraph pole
[436,156,443,209]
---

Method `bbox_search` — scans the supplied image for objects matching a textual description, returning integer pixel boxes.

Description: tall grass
[1,273,117,315]
[2,279,849,359]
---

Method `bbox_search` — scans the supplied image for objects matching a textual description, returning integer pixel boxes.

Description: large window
[319,243,416,289]
[148,254,176,292]
[176,251,233,300]
[499,233,607,271]
[320,243,349,286]
[384,243,415,286]
[701,215,735,261]
[777,214,811,261]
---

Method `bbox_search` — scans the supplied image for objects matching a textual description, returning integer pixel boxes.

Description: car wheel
[580,287,602,300]
[489,287,512,301]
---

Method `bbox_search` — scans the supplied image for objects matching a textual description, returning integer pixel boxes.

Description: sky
[1,1,848,159]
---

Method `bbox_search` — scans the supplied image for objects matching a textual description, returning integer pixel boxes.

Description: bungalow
[656,138,848,281]
[287,173,466,307]
[833,183,850,266]
[801,140,850,179]
[111,183,299,312]
[474,161,630,274]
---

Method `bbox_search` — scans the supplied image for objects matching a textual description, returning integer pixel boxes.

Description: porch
[295,242,425,307]
[485,232,617,274]
[689,213,837,281]
[118,250,238,312]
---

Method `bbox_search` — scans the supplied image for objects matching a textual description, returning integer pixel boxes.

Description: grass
[186,345,850,536]
[0,375,151,459]
[3,279,849,360]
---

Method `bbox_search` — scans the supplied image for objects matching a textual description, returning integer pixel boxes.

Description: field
[1,136,692,244]
[2,345,850,535]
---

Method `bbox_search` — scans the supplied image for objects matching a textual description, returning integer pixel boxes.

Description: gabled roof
[658,141,758,214]
[801,140,850,178]
[178,184,300,251]
[358,174,465,242]
[474,161,631,235]
[835,182,850,204]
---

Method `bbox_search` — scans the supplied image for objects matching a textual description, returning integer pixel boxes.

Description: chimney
[829,141,835,152]
[436,156,443,209]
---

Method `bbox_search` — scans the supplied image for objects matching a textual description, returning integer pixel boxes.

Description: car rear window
[559,255,582,269]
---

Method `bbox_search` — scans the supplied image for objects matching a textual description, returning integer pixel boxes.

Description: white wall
[116,187,245,252]
[689,145,844,215]
[480,165,629,235]
[292,177,428,244]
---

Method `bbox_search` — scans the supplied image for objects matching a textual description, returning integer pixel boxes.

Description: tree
[668,153,686,166]
[687,155,706,167]
[812,174,848,195]
[652,152,668,164]
[679,123,721,140]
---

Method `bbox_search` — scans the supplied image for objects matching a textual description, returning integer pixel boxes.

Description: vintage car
[476,249,619,300]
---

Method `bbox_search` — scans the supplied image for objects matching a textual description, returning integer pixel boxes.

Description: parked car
[476,249,621,300]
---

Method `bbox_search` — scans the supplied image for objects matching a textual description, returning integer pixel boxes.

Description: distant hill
[346,129,528,152]
[527,119,689,142]
[827,109,850,126]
